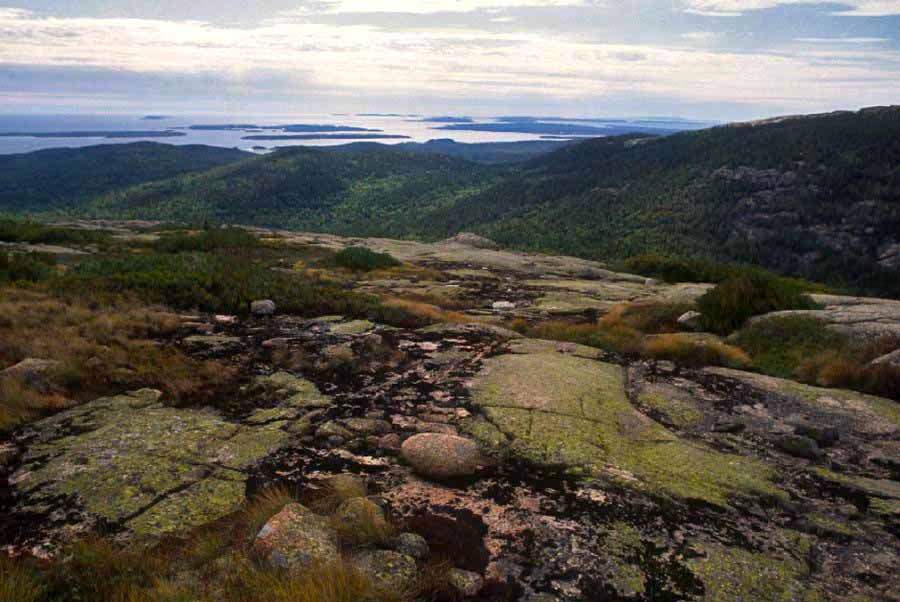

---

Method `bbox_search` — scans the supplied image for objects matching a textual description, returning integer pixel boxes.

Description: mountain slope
[430,107,900,295]
[90,145,499,238]
[0,142,250,213]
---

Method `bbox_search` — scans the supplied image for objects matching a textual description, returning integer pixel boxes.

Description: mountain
[9,106,900,296]
[0,142,250,213]
[89,145,499,238]
[438,106,900,295]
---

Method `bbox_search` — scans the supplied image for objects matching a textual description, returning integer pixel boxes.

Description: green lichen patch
[470,349,782,507]
[633,381,706,429]
[329,320,375,336]
[127,476,246,536]
[689,542,810,602]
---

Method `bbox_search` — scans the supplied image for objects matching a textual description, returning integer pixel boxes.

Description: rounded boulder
[401,433,481,479]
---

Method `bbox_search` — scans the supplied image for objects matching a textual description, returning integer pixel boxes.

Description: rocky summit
[1,222,899,602]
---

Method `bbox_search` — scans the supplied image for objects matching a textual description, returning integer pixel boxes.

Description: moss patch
[689,542,809,602]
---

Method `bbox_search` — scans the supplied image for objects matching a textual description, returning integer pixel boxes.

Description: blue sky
[1,1,898,120]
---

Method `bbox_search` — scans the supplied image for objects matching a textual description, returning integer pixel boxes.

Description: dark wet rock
[393,532,429,560]
[778,435,823,460]
[795,424,841,448]
[253,503,339,570]
[401,433,481,479]
[352,550,418,590]
[448,568,484,597]
[251,299,276,316]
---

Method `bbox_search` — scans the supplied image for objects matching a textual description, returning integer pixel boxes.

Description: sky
[0,1,899,120]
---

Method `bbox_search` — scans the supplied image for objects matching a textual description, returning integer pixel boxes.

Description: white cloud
[299,0,588,14]
[681,31,720,41]
[795,36,888,42]
[681,1,900,16]
[0,5,898,111]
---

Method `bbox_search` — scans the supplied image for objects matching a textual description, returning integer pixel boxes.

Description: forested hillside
[0,143,250,213]
[8,106,900,296]
[90,145,500,238]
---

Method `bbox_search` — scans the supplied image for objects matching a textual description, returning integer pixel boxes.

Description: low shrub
[153,228,260,253]
[0,252,55,284]
[621,254,827,292]
[697,276,818,334]
[0,219,110,246]
[732,316,847,378]
[332,247,401,272]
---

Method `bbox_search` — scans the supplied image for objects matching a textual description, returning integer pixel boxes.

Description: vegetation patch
[152,227,260,253]
[697,276,818,334]
[332,247,401,272]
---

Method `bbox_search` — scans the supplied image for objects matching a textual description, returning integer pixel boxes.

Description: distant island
[189,124,382,133]
[0,130,186,139]
[437,121,680,136]
[141,115,170,121]
[242,133,410,141]
[419,116,475,123]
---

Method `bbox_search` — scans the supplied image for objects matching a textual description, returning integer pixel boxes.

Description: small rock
[378,433,402,450]
[645,278,658,287]
[713,419,746,434]
[443,232,500,250]
[794,424,840,448]
[777,435,822,460]
[870,348,900,368]
[448,568,484,597]
[0,358,61,390]
[676,311,703,332]
[334,497,388,536]
[262,337,290,349]
[342,417,392,436]
[492,301,516,310]
[401,433,481,479]
[393,532,429,560]
[253,503,339,570]
[0,443,18,469]
[352,550,418,590]
[251,299,276,316]
[316,421,354,440]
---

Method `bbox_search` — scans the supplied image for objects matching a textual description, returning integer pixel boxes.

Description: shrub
[732,316,847,378]
[333,247,401,272]
[0,252,55,284]
[153,228,260,253]
[0,220,111,246]
[697,276,818,334]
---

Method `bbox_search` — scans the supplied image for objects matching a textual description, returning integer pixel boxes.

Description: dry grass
[238,486,296,541]
[600,301,693,334]
[0,288,234,431]
[382,298,473,325]
[0,556,45,602]
[310,474,369,514]
[642,334,752,369]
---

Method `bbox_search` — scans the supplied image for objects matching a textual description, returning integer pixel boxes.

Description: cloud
[795,36,889,42]
[680,1,900,17]
[296,0,589,14]
[0,3,898,116]
[681,31,720,41]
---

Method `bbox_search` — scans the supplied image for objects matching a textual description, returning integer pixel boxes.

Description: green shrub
[0,219,110,246]
[332,247,401,272]
[622,254,827,292]
[732,316,847,378]
[153,228,260,253]
[697,276,818,334]
[0,252,55,283]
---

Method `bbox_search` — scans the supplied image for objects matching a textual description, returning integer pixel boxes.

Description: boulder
[251,299,276,316]
[393,532,429,560]
[1,358,61,389]
[676,311,703,332]
[401,433,481,479]
[777,435,823,460]
[870,349,900,368]
[352,550,418,591]
[448,568,484,597]
[253,503,339,570]
[492,301,516,310]
[443,232,500,250]
[334,497,388,536]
